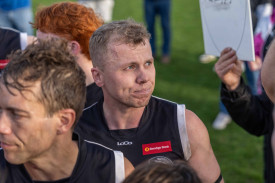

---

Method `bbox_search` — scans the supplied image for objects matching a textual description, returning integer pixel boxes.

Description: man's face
[0,81,59,164]
[100,39,155,108]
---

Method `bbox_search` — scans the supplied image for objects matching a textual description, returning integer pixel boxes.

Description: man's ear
[69,41,81,55]
[56,109,76,135]
[91,67,104,87]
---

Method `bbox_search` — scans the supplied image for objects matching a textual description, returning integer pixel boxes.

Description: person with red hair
[32,2,104,108]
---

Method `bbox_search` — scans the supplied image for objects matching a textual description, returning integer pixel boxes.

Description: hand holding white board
[200,0,255,61]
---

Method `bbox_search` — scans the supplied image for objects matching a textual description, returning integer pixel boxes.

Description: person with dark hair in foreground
[76,19,223,183]
[123,160,202,183]
[0,39,133,183]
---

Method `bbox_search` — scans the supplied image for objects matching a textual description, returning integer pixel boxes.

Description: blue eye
[145,61,152,66]
[126,65,136,70]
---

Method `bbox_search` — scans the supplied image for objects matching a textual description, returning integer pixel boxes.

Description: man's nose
[136,68,149,84]
[0,112,12,135]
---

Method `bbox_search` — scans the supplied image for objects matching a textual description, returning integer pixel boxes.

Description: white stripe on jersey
[83,101,98,111]
[177,104,191,160]
[113,151,125,183]
[84,139,115,151]
[152,95,177,104]
[84,140,125,183]
[20,32,28,50]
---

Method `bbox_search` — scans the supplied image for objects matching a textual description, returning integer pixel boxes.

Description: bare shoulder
[184,108,211,151]
[124,157,134,178]
[185,109,209,140]
[185,109,223,182]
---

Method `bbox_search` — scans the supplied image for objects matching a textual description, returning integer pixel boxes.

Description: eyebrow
[121,59,153,66]
[6,107,30,117]
[121,61,137,66]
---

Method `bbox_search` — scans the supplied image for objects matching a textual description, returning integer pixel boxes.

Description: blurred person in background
[144,0,171,64]
[33,2,104,108]
[212,0,273,130]
[78,0,114,23]
[0,0,33,35]
[215,40,275,182]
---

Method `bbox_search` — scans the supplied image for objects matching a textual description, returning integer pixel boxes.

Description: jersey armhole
[113,150,125,183]
[177,104,191,160]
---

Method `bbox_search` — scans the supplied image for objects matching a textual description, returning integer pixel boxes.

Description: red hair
[33,2,103,60]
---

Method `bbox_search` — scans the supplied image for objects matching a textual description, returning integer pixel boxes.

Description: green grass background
[32,0,264,182]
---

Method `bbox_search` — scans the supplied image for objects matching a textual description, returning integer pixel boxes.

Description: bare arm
[262,40,275,103]
[186,109,223,183]
[272,108,275,167]
[124,157,134,178]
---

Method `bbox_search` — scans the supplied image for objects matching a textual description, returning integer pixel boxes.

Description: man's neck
[103,101,145,130]
[24,135,79,181]
[76,54,94,86]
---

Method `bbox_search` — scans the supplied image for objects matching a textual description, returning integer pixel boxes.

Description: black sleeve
[0,150,8,183]
[220,77,273,136]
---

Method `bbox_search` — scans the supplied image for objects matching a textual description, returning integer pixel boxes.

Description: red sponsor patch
[142,141,172,155]
[0,59,9,69]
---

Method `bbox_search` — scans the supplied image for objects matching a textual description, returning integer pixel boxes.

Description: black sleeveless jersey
[0,27,22,71]
[0,134,125,183]
[85,83,103,109]
[75,96,191,167]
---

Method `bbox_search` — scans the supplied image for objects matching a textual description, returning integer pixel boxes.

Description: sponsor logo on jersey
[0,59,9,69]
[117,141,133,146]
[142,141,172,155]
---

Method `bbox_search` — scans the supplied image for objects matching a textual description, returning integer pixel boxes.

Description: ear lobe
[91,67,104,87]
[70,41,81,55]
[56,109,76,135]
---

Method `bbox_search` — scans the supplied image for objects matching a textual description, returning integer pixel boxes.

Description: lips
[134,88,152,97]
[0,141,16,150]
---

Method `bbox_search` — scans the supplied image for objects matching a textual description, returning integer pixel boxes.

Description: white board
[199,0,255,61]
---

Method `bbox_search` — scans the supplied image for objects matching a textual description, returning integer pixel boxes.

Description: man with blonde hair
[76,19,223,183]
